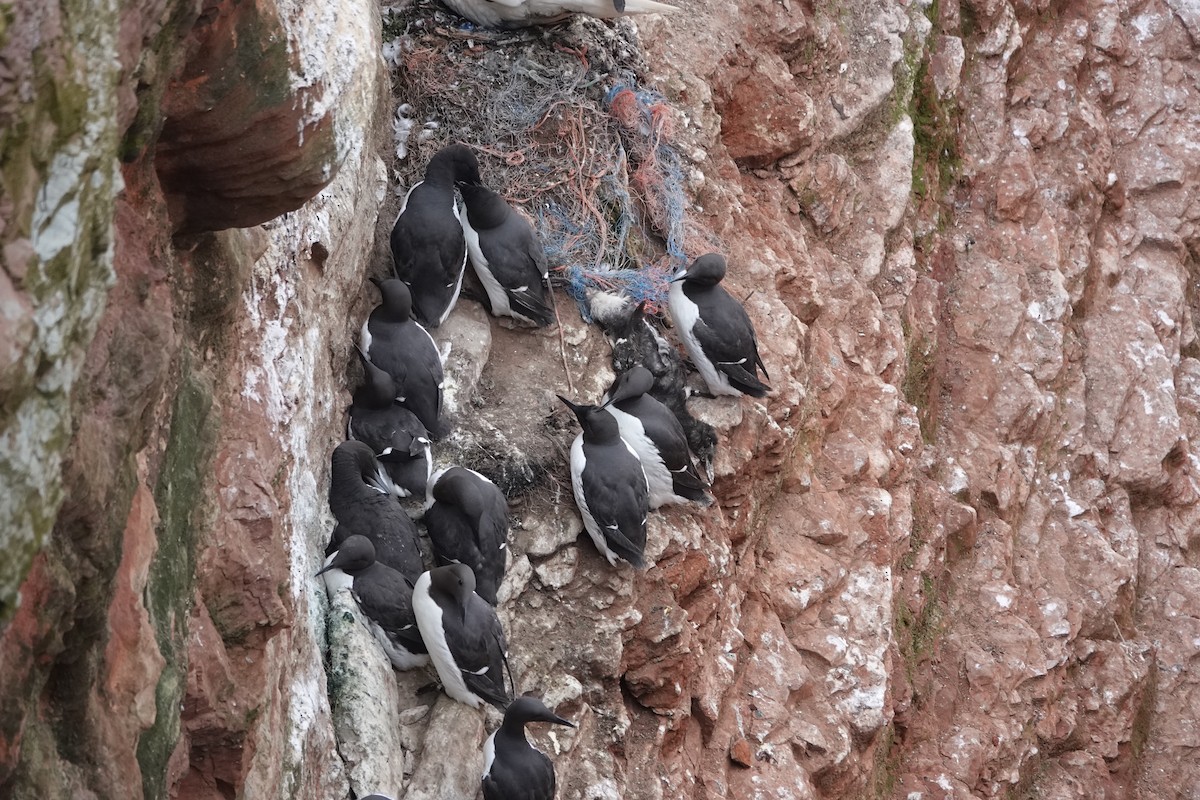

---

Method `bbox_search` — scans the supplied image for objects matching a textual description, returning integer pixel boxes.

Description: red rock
[89,483,166,798]
[716,53,816,166]
[155,0,339,233]
[729,737,752,767]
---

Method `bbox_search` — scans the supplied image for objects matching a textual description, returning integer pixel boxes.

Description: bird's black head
[673,253,727,287]
[377,278,414,321]
[333,440,384,483]
[316,534,377,577]
[352,348,398,409]
[428,563,476,605]
[456,182,509,228]
[428,143,481,187]
[504,695,575,729]
[607,365,655,405]
[432,468,487,521]
[557,394,621,441]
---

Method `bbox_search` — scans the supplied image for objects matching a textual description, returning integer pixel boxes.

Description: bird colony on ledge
[320,1,772,789]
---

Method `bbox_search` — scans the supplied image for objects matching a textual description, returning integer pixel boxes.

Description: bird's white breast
[606,407,673,508]
[570,435,623,567]
[413,572,482,707]
[482,730,497,780]
[668,282,736,395]
[461,215,514,318]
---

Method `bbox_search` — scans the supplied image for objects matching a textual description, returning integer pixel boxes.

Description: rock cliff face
[1,0,1198,799]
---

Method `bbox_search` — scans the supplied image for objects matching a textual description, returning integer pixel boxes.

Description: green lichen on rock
[136,364,216,800]
[0,0,125,626]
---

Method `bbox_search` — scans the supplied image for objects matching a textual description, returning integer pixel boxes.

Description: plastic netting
[386,18,698,319]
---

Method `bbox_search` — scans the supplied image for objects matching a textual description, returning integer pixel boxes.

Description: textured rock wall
[890,0,1200,795]
[1,0,1198,797]
[0,0,383,797]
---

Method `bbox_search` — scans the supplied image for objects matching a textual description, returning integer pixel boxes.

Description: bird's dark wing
[581,443,648,568]
[345,494,426,580]
[390,185,466,326]
[349,403,426,454]
[689,288,771,396]
[424,505,496,604]
[486,219,554,326]
[449,598,512,710]
[352,565,427,654]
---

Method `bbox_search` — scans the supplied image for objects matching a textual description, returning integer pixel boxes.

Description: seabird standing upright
[390,144,481,327]
[361,278,449,439]
[558,395,649,569]
[457,181,554,327]
[326,441,425,581]
[348,346,432,499]
[604,365,711,508]
[482,696,575,800]
[317,535,429,670]
[413,564,513,710]
[424,466,510,605]
[668,253,771,398]
[438,0,678,29]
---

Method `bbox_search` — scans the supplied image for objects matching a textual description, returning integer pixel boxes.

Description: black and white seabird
[316,535,429,670]
[668,253,771,398]
[326,441,426,581]
[424,466,510,605]
[597,300,719,475]
[457,181,554,327]
[413,564,513,710]
[361,278,449,439]
[558,395,649,569]
[348,346,432,499]
[390,144,481,327]
[438,0,677,29]
[604,366,712,509]
[482,696,575,800]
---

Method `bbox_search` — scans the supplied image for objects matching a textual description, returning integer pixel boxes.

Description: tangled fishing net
[382,3,705,319]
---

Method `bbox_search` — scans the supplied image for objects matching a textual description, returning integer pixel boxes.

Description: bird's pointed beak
[547,712,575,727]
[315,562,335,577]
[369,276,383,290]
[669,270,688,284]
[557,394,591,423]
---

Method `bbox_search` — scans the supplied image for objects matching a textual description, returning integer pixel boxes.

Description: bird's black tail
[720,362,770,398]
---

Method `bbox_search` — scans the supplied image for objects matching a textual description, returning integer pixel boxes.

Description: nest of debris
[380,0,701,318]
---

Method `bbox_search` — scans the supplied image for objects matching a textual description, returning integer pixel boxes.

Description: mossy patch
[868,722,901,799]
[901,324,938,444]
[894,573,944,689]
[136,363,216,800]
[1130,657,1158,762]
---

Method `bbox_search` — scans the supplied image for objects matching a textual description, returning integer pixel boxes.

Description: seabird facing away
[326,441,426,581]
[413,564,514,710]
[348,345,432,499]
[482,696,575,800]
[390,144,481,327]
[360,278,449,439]
[604,365,711,508]
[424,466,510,605]
[668,253,771,398]
[558,394,649,569]
[438,0,678,28]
